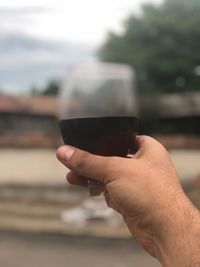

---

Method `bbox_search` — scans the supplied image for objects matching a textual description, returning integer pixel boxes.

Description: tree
[30,80,60,96]
[99,0,200,93]
[42,80,60,95]
[30,86,41,96]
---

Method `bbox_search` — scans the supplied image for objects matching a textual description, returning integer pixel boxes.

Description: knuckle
[155,141,168,155]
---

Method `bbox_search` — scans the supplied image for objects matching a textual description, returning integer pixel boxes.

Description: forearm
[153,193,200,267]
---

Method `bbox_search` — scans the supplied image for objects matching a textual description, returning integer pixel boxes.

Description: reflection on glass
[59,62,138,196]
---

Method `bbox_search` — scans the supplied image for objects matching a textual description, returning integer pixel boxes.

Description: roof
[1,92,200,118]
[0,94,58,116]
[0,95,22,113]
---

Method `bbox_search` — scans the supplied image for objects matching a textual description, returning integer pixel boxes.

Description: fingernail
[65,146,75,160]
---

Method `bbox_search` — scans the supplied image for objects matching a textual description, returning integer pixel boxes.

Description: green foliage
[30,80,60,96]
[99,0,200,93]
[30,86,41,96]
[42,80,60,95]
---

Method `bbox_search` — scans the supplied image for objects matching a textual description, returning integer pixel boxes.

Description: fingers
[66,172,88,187]
[56,145,118,183]
[56,137,160,184]
[67,172,105,196]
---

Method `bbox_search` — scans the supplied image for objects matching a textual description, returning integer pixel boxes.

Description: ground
[0,148,200,267]
[0,231,161,267]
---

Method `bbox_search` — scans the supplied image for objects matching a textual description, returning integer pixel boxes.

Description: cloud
[0,6,51,15]
[0,6,51,32]
[0,32,93,93]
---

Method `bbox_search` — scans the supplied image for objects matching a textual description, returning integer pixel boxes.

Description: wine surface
[59,117,138,157]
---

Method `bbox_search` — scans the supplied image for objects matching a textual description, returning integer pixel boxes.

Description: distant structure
[0,94,58,147]
[0,91,200,148]
[159,93,200,134]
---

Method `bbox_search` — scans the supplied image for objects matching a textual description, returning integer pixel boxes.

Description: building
[160,92,200,134]
[0,94,59,147]
[140,92,200,134]
[1,92,200,148]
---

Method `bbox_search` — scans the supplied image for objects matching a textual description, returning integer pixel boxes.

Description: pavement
[0,231,161,267]
[0,148,199,267]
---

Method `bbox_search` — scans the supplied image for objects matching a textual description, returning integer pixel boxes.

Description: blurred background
[1,0,200,266]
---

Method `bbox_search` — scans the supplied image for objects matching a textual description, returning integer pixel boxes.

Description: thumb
[56,145,114,182]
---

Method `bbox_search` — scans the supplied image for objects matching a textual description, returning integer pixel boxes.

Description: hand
[56,136,200,267]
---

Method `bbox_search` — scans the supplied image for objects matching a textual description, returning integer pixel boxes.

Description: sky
[0,0,162,94]
[0,0,162,45]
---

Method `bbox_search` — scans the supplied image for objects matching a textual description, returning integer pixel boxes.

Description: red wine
[59,117,138,157]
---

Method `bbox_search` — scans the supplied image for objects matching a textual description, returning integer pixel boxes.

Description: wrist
[152,191,200,267]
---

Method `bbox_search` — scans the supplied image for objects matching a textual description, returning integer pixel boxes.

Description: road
[0,231,161,267]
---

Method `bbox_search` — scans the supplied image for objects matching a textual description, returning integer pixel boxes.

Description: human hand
[56,136,200,267]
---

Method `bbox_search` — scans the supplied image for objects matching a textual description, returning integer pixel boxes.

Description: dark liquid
[59,117,138,157]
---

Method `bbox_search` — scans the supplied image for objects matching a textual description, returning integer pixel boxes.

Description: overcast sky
[0,0,163,93]
[0,0,162,45]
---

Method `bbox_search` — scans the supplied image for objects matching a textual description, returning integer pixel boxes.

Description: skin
[56,136,200,267]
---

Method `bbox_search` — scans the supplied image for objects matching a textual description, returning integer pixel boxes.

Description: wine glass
[59,62,138,196]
